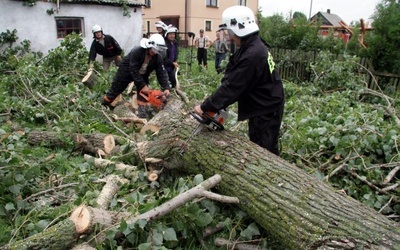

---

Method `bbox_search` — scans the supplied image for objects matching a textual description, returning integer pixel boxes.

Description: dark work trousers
[215,52,226,73]
[197,48,208,67]
[248,104,284,156]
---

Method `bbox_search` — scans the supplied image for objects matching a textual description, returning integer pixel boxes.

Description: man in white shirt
[195,29,211,69]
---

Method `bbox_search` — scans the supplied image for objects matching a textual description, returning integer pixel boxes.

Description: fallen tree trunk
[138,98,400,249]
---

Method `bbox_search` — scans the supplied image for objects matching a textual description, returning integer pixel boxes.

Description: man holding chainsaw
[194,6,285,156]
[102,33,170,118]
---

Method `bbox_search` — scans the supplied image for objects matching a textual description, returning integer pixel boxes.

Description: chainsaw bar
[189,111,224,131]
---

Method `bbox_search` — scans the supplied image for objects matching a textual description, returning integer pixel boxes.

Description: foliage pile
[0,31,399,249]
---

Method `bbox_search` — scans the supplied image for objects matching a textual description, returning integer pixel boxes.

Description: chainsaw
[189,109,228,131]
[181,109,228,155]
[180,109,228,155]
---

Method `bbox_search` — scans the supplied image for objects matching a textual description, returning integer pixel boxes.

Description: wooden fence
[269,48,400,91]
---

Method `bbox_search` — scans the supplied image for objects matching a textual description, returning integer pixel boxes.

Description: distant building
[141,0,259,46]
[0,0,144,54]
[310,9,351,42]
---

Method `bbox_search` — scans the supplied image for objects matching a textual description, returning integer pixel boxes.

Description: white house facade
[0,0,144,55]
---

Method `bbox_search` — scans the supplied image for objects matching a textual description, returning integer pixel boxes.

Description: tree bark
[138,98,400,249]
[3,219,76,250]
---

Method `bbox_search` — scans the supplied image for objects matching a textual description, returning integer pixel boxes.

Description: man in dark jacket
[102,34,170,118]
[164,25,180,88]
[89,24,122,70]
[194,6,285,156]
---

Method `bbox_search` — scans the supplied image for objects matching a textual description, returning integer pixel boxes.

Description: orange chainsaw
[180,109,228,155]
[189,109,228,131]
[139,89,167,110]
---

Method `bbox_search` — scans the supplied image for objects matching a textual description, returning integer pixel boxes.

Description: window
[238,0,247,6]
[205,21,212,31]
[55,18,83,38]
[206,0,218,7]
[144,0,151,8]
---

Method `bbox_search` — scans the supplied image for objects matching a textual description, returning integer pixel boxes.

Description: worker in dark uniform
[88,24,122,70]
[102,34,170,118]
[164,25,180,88]
[194,6,285,156]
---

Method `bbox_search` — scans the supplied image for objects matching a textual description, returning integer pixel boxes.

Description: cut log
[3,219,76,250]
[103,134,115,155]
[81,69,95,89]
[69,205,128,234]
[137,97,400,249]
[27,131,117,156]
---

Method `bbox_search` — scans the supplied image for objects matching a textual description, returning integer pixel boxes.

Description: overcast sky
[258,0,381,25]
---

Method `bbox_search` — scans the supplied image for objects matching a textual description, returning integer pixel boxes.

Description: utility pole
[308,0,313,20]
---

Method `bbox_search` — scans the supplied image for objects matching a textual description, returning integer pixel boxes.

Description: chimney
[327,9,331,14]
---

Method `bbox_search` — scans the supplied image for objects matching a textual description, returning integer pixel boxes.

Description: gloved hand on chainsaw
[138,85,169,110]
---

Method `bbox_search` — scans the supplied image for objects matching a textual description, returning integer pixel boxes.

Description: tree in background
[363,0,400,74]
[257,12,346,53]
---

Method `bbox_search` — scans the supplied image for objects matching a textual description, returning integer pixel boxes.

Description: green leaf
[150,231,163,245]
[163,227,178,241]
[193,174,204,185]
[120,219,130,235]
[8,184,22,195]
[5,202,15,211]
[240,222,260,240]
[194,211,213,227]
[136,219,147,229]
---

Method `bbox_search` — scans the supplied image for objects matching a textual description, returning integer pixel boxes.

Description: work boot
[101,96,114,110]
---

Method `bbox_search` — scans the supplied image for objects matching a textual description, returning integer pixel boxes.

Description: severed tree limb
[27,131,117,156]
[383,165,400,185]
[125,174,239,225]
[84,154,138,182]
[95,175,129,210]
[67,175,238,247]
[110,114,147,124]
[83,154,137,172]
[214,238,263,250]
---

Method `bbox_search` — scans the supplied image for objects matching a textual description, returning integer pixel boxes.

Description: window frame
[206,0,218,8]
[55,17,83,39]
[205,20,212,31]
[144,0,151,8]
[237,0,247,6]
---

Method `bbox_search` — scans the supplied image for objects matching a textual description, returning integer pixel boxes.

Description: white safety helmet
[92,24,103,34]
[140,33,167,54]
[155,21,167,30]
[219,6,259,38]
[165,25,178,37]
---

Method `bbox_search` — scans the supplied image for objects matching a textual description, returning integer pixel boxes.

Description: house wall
[142,0,258,44]
[0,1,143,55]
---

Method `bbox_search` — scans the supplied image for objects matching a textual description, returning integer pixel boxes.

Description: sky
[258,0,381,25]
